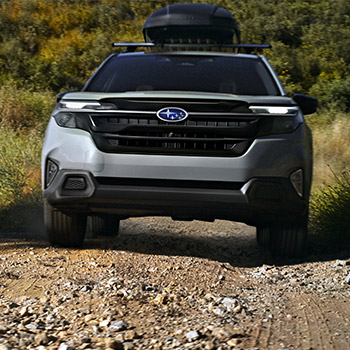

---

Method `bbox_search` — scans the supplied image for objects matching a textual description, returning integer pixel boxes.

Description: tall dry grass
[0,126,42,208]
[0,83,52,210]
[0,82,55,132]
[310,114,350,190]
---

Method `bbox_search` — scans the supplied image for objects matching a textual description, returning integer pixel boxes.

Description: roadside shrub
[0,82,55,132]
[0,126,42,208]
[310,169,350,243]
[309,77,350,113]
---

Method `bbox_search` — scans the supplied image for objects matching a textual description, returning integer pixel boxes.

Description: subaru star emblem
[157,107,188,122]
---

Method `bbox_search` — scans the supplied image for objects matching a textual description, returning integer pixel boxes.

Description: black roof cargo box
[143,3,240,44]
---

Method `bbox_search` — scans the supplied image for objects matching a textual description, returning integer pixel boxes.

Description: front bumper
[42,120,312,225]
[43,169,308,226]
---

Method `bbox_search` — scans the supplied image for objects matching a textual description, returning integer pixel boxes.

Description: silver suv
[42,4,317,256]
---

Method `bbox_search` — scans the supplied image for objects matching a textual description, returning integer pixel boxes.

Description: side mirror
[293,94,318,115]
[56,90,79,103]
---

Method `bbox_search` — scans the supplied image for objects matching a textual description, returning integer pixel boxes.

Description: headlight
[269,116,301,134]
[249,105,303,136]
[54,112,77,128]
[52,100,116,129]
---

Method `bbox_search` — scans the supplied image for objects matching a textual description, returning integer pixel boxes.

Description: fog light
[290,169,303,197]
[46,159,58,187]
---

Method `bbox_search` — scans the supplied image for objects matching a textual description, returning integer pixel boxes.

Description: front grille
[78,99,260,156]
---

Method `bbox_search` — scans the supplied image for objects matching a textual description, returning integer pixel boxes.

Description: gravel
[0,217,350,349]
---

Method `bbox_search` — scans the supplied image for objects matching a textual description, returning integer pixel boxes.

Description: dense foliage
[0,0,350,111]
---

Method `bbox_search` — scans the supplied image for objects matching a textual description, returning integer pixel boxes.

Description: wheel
[256,218,307,257]
[44,200,87,247]
[88,214,120,236]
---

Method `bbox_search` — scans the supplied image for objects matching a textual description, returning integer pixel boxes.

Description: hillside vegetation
[0,0,349,111]
[0,0,349,239]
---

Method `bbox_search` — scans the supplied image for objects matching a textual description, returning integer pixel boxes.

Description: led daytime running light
[249,106,299,115]
[60,101,101,109]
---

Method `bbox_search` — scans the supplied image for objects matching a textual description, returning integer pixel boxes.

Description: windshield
[84,53,280,96]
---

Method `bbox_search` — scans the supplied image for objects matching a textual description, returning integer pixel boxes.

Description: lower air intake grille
[63,177,86,190]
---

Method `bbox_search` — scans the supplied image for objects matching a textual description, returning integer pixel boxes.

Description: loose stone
[185,330,200,342]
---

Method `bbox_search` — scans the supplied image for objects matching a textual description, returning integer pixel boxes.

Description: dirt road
[0,217,349,349]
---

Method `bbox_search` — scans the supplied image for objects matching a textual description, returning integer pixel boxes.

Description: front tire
[44,200,87,247]
[257,218,307,257]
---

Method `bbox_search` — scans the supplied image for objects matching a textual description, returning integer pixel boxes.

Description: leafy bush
[310,169,350,243]
[309,77,350,112]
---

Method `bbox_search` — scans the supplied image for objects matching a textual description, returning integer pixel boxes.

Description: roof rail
[112,42,271,53]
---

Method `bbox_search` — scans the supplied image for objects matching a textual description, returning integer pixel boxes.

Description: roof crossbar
[112,42,271,53]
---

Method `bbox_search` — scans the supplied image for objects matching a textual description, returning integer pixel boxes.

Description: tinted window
[85,54,279,96]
